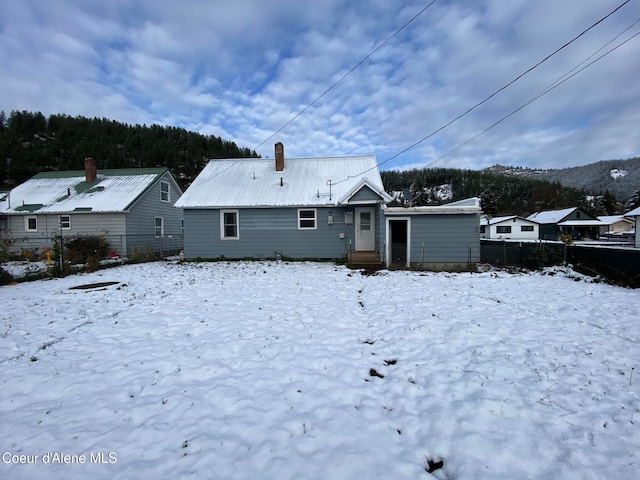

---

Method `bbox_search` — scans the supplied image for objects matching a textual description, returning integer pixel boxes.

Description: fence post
[58,232,64,271]
[503,240,507,266]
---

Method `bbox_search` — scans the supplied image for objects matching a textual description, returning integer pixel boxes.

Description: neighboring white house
[480,215,539,240]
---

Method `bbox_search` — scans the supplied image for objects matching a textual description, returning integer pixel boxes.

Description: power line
[426,21,640,168]
[204,1,438,183]
[253,0,438,151]
[332,0,631,185]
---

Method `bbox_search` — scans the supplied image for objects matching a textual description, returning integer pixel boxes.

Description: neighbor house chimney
[275,142,284,172]
[84,157,97,183]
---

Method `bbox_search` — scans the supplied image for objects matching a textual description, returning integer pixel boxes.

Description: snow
[1,261,639,479]
[610,169,628,180]
[174,156,387,208]
[0,170,167,214]
[528,208,576,224]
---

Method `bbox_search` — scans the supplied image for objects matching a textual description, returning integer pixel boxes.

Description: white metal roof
[558,220,606,227]
[1,169,171,214]
[597,215,634,225]
[175,156,389,208]
[625,205,640,216]
[527,207,576,224]
[383,197,481,215]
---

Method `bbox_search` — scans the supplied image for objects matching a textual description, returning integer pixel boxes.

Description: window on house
[155,217,164,238]
[181,218,184,236]
[25,216,38,232]
[160,181,170,202]
[59,215,71,230]
[496,226,511,234]
[521,225,534,232]
[480,225,486,234]
[221,210,239,239]
[298,209,316,229]
[576,211,581,219]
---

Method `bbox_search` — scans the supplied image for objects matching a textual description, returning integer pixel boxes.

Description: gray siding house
[384,198,481,270]
[0,158,183,257]
[177,143,481,271]
[176,143,392,262]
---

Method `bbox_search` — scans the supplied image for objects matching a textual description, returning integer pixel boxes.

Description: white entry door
[355,207,375,250]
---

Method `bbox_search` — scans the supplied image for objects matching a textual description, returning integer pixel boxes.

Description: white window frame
[298,208,317,230]
[25,216,38,232]
[154,216,164,238]
[220,210,239,240]
[59,214,71,230]
[160,181,170,203]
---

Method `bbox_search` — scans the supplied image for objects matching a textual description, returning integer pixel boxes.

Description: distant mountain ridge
[484,157,640,202]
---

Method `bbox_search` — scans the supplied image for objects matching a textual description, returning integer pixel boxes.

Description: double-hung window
[160,181,170,202]
[221,210,239,239]
[155,217,164,238]
[59,215,71,230]
[298,209,316,229]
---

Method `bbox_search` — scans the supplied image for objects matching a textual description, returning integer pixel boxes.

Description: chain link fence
[2,233,184,263]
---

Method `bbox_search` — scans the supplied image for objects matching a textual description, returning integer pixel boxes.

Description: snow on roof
[598,215,633,225]
[626,205,640,216]
[0,191,8,211]
[480,215,538,226]
[384,198,481,215]
[175,156,389,208]
[446,197,481,208]
[527,207,576,224]
[558,220,606,227]
[1,169,169,214]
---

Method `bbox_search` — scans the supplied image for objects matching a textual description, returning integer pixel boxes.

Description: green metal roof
[14,203,44,212]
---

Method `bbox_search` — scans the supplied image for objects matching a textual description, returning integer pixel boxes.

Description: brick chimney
[275,142,284,172]
[84,157,97,183]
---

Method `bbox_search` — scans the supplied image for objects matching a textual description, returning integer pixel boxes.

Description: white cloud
[0,0,639,172]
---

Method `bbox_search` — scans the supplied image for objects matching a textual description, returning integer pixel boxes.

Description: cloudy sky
[1,0,639,172]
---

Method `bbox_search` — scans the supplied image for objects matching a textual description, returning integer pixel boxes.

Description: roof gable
[338,178,393,205]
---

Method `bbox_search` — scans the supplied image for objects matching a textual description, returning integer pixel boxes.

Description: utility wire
[426,22,640,168]
[332,0,631,185]
[203,2,438,183]
[253,0,438,152]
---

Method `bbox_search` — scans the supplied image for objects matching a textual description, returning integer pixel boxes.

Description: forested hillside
[0,110,259,190]
[381,168,613,217]
[2,109,637,216]
[485,157,640,207]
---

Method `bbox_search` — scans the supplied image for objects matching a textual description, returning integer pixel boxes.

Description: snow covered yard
[1,261,638,479]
